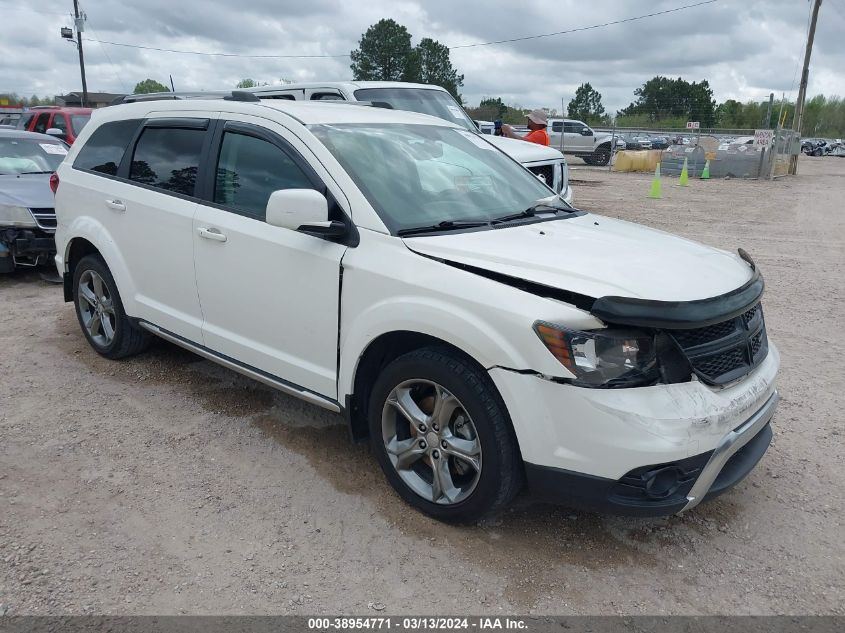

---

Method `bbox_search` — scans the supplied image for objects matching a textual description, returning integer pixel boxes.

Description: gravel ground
[0,157,843,616]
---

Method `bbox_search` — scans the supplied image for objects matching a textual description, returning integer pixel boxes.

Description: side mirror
[46,128,66,139]
[581,128,593,136]
[265,189,346,238]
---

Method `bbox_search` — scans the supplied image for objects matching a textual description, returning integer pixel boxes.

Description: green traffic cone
[701,159,711,179]
[648,164,662,199]
[679,157,689,186]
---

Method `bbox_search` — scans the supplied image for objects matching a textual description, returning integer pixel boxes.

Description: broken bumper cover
[523,392,776,516]
[489,342,779,516]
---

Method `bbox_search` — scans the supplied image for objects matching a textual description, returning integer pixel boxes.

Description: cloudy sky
[3,0,844,112]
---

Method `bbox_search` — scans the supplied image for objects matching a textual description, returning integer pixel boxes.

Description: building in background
[55,92,124,108]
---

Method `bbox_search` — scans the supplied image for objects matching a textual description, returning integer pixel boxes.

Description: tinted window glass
[214,132,313,220]
[74,119,140,176]
[52,115,68,133]
[311,93,344,101]
[551,122,563,132]
[33,113,50,133]
[129,127,205,196]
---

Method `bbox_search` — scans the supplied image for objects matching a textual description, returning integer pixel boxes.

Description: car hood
[403,213,753,302]
[485,135,565,163]
[0,174,54,209]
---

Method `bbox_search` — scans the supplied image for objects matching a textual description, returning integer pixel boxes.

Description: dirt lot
[1,157,843,616]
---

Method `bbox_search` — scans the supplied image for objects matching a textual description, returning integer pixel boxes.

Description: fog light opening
[644,467,682,500]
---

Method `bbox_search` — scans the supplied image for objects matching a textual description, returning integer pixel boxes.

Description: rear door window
[74,119,141,176]
[129,127,206,197]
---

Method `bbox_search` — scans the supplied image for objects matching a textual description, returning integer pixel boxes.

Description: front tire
[73,254,150,359]
[592,145,611,166]
[368,348,523,523]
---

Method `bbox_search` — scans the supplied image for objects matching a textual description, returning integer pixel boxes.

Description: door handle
[105,199,126,212]
[197,227,227,243]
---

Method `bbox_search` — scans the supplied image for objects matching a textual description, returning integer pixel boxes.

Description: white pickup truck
[547,118,622,166]
[248,82,572,204]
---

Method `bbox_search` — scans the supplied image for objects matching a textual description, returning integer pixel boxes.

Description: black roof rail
[111,91,231,105]
[223,91,260,102]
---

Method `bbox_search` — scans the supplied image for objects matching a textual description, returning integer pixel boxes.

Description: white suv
[53,94,779,523]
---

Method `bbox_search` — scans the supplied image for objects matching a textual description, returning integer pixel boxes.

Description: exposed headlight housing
[0,204,36,228]
[534,321,659,388]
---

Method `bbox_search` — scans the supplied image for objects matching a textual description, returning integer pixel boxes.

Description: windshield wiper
[397,219,489,236]
[18,171,55,175]
[490,202,571,225]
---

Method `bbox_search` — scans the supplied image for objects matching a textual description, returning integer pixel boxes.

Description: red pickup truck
[18,106,92,144]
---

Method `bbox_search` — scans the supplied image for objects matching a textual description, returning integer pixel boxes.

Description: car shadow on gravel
[52,303,747,608]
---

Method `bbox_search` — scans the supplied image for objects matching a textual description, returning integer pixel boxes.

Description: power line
[80,0,722,59]
[82,38,351,59]
[449,0,721,49]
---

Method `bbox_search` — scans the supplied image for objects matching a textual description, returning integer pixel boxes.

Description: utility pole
[73,0,88,107]
[790,0,823,174]
[764,92,774,128]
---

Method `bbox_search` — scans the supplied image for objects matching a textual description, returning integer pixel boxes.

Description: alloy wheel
[381,379,482,505]
[77,269,116,347]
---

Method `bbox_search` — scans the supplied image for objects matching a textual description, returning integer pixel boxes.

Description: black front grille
[671,319,736,347]
[528,165,555,189]
[669,303,768,385]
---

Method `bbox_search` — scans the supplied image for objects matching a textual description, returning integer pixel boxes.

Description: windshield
[310,123,564,234]
[353,88,477,132]
[71,115,91,134]
[0,137,67,174]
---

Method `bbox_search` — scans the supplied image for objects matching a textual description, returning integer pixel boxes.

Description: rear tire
[581,156,595,166]
[368,347,523,523]
[73,254,150,359]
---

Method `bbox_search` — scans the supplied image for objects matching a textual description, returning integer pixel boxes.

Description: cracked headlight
[0,204,36,228]
[534,321,659,388]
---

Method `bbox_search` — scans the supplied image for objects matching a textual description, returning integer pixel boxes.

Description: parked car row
[801,138,845,157]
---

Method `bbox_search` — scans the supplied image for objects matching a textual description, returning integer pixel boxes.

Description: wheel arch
[62,220,137,314]
[343,330,502,443]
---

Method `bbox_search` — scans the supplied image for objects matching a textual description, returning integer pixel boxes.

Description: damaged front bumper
[0,227,56,272]
[489,342,780,517]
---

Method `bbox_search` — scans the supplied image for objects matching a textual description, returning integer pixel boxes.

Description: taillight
[50,172,59,194]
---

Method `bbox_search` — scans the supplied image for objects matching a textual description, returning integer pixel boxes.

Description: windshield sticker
[455,130,495,150]
[454,175,494,192]
[446,105,465,119]
[40,143,68,155]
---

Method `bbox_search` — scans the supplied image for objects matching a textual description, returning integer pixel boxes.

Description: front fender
[337,230,600,400]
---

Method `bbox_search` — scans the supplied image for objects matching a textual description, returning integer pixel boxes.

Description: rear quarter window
[73,119,141,176]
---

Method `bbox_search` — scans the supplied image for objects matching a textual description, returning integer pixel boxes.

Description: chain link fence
[582,126,800,179]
